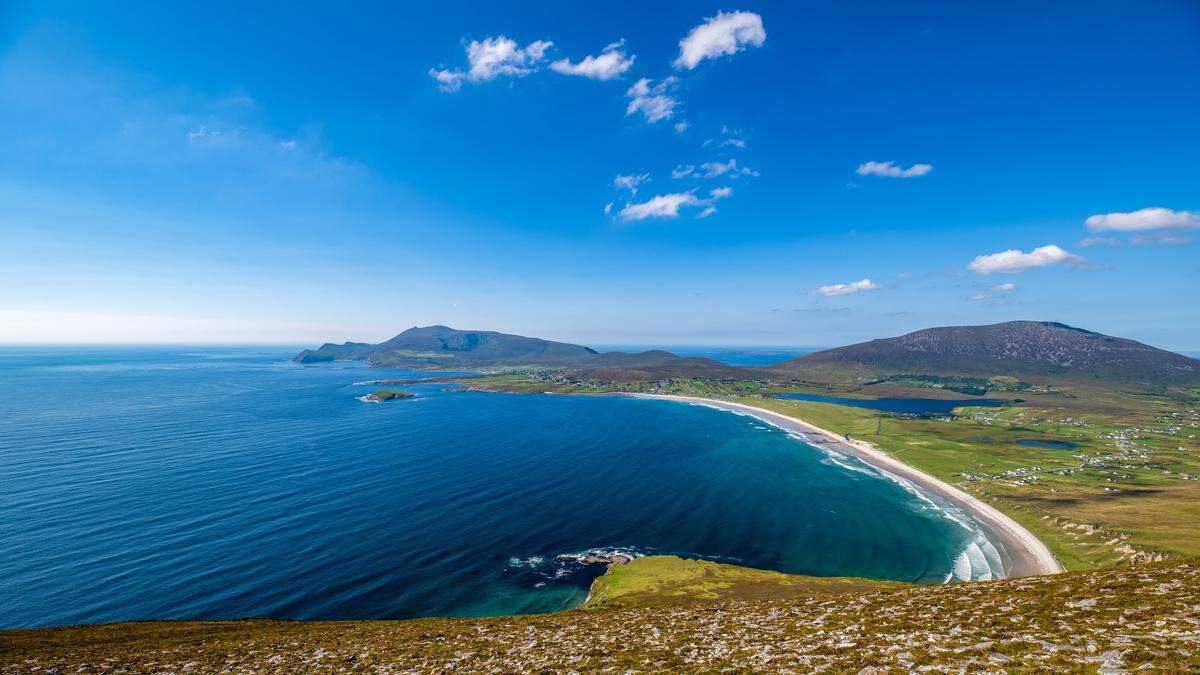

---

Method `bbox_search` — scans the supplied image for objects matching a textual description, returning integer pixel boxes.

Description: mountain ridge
[768,320,1200,385]
[296,321,1200,386]
[295,325,733,372]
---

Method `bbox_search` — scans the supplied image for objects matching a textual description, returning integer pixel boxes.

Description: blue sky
[1,1,1197,349]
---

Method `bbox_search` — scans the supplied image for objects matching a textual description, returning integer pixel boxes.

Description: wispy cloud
[671,164,695,179]
[811,278,881,297]
[429,36,553,93]
[1131,233,1192,246]
[966,244,1083,275]
[614,172,650,195]
[618,186,732,221]
[618,192,700,220]
[625,77,679,123]
[674,11,766,70]
[697,186,733,218]
[550,40,634,80]
[700,158,759,178]
[673,120,689,134]
[1085,207,1199,232]
[855,161,933,178]
[971,282,1017,301]
[720,138,746,149]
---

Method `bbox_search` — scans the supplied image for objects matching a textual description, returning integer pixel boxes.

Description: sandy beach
[629,394,1063,578]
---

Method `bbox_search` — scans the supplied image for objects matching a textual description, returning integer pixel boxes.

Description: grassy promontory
[4,558,1198,672]
[583,555,903,609]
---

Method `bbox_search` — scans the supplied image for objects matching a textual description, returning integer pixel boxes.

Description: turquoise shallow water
[0,347,999,629]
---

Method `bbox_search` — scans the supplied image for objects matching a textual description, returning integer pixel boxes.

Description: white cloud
[603,202,613,215]
[696,187,733,218]
[674,11,766,70]
[429,36,553,92]
[812,279,881,297]
[429,67,466,93]
[671,164,695,179]
[971,283,1017,301]
[614,172,651,195]
[1085,207,1199,232]
[1079,236,1117,248]
[720,138,746,149]
[619,192,700,220]
[550,40,635,80]
[625,77,679,123]
[966,244,1083,275]
[700,158,759,178]
[619,186,733,221]
[674,120,690,134]
[186,126,237,142]
[855,161,933,178]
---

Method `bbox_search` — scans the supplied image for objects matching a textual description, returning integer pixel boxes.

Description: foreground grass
[4,560,1198,672]
[583,555,901,609]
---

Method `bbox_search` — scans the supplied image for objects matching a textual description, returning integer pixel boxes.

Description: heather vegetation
[5,560,1197,672]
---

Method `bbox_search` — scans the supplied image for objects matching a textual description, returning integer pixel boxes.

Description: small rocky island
[557,551,634,568]
[359,389,415,403]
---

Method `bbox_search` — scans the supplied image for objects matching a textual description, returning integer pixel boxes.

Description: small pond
[1017,439,1080,450]
[770,393,1006,416]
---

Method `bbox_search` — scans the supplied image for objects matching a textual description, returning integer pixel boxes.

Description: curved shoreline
[625,393,1063,578]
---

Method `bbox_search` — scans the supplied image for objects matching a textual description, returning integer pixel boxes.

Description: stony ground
[4,560,1199,673]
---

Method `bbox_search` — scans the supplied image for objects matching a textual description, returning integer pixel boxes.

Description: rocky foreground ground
[3,560,1199,673]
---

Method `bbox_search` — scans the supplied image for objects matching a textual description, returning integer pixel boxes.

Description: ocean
[0,346,1003,629]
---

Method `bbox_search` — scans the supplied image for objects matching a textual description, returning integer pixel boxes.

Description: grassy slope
[583,555,901,609]
[5,560,1197,672]
[457,373,1200,570]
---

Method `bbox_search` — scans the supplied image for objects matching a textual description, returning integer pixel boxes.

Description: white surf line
[626,393,1063,577]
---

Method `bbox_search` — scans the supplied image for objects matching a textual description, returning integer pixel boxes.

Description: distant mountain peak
[296,325,603,369]
[769,321,1199,385]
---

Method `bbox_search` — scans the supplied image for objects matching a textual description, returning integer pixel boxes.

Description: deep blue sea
[0,346,1005,629]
